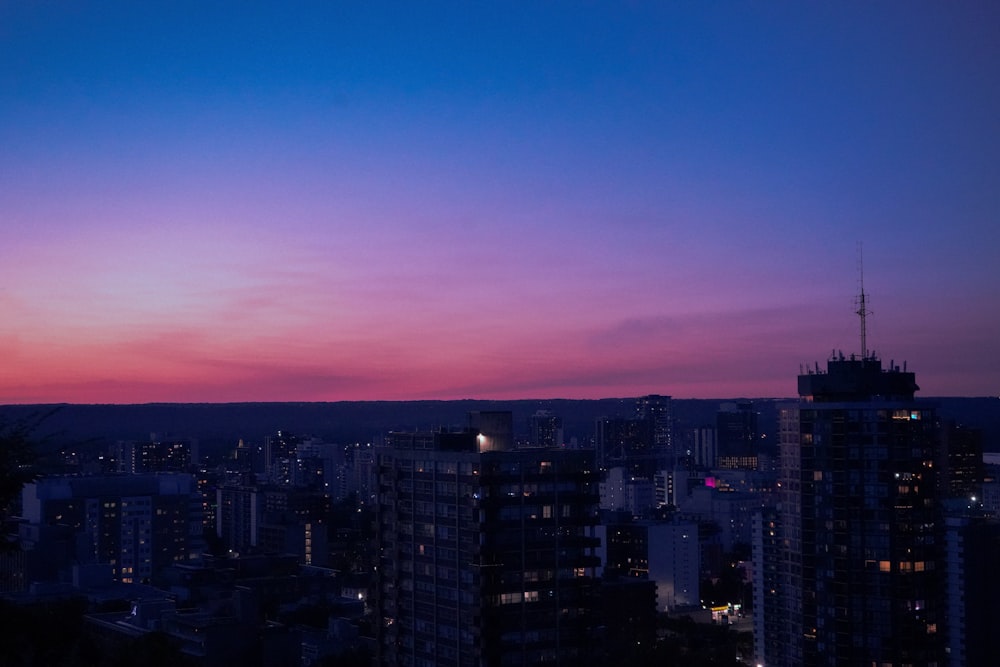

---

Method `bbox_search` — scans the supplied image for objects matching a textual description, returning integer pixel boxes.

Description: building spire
[855,242,871,360]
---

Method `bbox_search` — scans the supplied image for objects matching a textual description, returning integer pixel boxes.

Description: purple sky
[2,2,998,403]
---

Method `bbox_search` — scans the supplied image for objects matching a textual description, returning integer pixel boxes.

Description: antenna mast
[855,242,871,359]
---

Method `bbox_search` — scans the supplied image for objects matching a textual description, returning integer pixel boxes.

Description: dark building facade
[594,395,673,479]
[601,517,699,611]
[215,480,331,565]
[936,421,983,503]
[20,473,198,583]
[528,410,563,449]
[716,401,759,470]
[757,354,944,667]
[375,420,601,666]
[595,415,650,472]
[635,394,672,454]
[115,438,193,474]
[944,514,1000,667]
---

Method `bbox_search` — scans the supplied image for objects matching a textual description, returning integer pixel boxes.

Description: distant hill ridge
[2,397,998,454]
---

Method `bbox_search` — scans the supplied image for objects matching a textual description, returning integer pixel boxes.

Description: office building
[375,415,601,666]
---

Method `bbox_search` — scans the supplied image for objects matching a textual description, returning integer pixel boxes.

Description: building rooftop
[798,353,919,402]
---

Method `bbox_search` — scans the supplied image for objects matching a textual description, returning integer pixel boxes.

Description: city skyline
[2,2,998,404]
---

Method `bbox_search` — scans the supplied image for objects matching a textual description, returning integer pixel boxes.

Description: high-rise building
[678,484,757,553]
[691,425,718,469]
[594,395,673,479]
[342,442,377,504]
[215,479,331,565]
[601,518,700,611]
[943,513,1000,667]
[936,421,983,503]
[216,477,260,554]
[752,506,783,663]
[716,401,758,470]
[599,466,655,516]
[595,415,649,471]
[375,416,602,666]
[114,437,193,474]
[654,466,689,508]
[756,354,943,666]
[264,430,302,484]
[636,393,673,455]
[529,410,563,448]
[20,473,198,583]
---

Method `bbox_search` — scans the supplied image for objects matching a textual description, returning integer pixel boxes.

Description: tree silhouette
[0,414,44,550]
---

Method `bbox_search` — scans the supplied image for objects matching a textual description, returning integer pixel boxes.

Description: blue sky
[2,2,998,402]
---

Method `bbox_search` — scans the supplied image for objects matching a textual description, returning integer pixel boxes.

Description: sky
[2,2,998,403]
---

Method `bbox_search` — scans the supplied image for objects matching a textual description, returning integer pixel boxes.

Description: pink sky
[2,3,998,403]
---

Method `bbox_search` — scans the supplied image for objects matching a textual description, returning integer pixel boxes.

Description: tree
[0,414,44,550]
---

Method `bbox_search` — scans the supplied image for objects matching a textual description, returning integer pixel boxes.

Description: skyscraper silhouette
[756,353,943,666]
[375,413,602,666]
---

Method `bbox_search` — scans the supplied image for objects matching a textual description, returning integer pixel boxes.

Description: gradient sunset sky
[2,2,998,403]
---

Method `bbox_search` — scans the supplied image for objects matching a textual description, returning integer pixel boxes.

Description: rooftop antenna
[855,242,872,360]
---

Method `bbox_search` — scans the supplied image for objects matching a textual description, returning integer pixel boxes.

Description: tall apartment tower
[595,394,672,479]
[529,410,563,448]
[943,513,1000,667]
[375,417,601,666]
[636,394,672,455]
[936,421,983,502]
[757,354,943,667]
[716,401,759,470]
